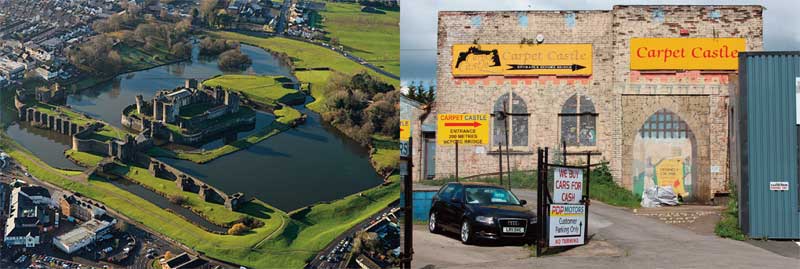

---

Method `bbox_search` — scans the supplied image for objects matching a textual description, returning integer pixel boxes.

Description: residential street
[411,185,800,268]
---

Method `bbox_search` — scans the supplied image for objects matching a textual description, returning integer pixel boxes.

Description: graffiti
[632,109,694,198]
[455,46,501,68]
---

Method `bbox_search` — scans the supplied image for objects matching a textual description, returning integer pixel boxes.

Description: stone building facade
[429,5,763,202]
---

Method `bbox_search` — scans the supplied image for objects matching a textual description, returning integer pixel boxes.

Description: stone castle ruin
[122,79,255,144]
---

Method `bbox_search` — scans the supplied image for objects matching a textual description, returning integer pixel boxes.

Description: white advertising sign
[549,204,586,247]
[554,167,584,204]
[770,181,789,191]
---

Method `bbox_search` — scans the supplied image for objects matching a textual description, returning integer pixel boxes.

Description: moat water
[2,42,382,212]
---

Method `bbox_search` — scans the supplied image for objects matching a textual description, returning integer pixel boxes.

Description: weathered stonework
[431,5,763,203]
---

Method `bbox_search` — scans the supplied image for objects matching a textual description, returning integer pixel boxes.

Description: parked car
[428,182,537,244]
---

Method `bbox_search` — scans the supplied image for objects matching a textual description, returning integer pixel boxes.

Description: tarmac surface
[411,185,800,269]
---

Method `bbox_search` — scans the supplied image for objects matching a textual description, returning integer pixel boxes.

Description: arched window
[639,109,692,139]
[560,94,597,146]
[492,92,528,148]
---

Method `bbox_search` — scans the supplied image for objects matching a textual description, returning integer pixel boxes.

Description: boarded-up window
[493,92,529,148]
[560,94,597,146]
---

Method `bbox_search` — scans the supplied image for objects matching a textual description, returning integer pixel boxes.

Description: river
[2,42,383,212]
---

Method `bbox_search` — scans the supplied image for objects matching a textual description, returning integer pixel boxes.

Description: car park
[428,182,537,244]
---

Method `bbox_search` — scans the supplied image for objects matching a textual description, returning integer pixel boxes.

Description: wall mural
[632,109,695,199]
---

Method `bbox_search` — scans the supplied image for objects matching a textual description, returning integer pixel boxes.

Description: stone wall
[433,5,764,202]
[147,159,245,211]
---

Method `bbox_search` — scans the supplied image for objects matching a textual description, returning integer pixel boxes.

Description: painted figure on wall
[632,109,695,200]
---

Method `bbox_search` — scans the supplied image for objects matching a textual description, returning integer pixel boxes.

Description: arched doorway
[631,109,698,201]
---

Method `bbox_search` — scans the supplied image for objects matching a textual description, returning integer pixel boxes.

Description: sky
[400,0,800,86]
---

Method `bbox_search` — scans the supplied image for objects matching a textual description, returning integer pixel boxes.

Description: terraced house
[420,5,764,203]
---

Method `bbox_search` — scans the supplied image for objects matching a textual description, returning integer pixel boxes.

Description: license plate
[502,227,525,233]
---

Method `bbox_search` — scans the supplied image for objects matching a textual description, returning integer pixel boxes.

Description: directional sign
[451,44,593,77]
[400,120,411,141]
[553,167,583,204]
[549,204,586,247]
[436,114,490,145]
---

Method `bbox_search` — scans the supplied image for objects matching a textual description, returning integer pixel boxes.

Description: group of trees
[403,81,436,105]
[66,35,123,76]
[227,216,264,235]
[218,49,252,70]
[199,37,240,55]
[199,0,235,29]
[71,7,194,76]
[322,72,399,144]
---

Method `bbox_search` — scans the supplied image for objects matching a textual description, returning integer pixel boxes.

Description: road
[307,201,399,269]
[411,185,800,268]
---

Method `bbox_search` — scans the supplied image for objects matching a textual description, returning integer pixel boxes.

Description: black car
[428,182,537,244]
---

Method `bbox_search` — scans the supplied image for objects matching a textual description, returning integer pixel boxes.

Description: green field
[295,70,332,112]
[0,134,399,268]
[148,106,301,164]
[205,31,399,88]
[370,135,399,174]
[203,75,306,106]
[65,150,104,167]
[318,2,399,76]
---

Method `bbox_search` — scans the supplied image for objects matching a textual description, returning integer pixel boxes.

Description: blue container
[400,190,437,222]
[734,51,800,239]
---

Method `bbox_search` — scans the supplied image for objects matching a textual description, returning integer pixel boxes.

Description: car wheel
[428,212,440,233]
[460,220,473,244]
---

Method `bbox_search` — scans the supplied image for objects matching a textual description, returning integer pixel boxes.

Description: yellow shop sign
[451,44,593,77]
[630,38,746,70]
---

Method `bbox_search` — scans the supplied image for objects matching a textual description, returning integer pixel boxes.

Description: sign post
[399,120,412,268]
[537,148,596,255]
[437,114,490,181]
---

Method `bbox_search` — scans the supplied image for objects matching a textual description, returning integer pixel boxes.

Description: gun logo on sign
[455,46,501,68]
[451,44,593,77]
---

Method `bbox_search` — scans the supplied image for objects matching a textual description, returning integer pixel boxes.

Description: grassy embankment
[203,75,306,105]
[204,31,399,88]
[0,135,400,268]
[318,2,400,76]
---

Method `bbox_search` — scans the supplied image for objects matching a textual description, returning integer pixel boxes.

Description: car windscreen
[464,187,521,206]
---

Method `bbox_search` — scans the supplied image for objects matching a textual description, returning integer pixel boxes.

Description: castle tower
[135,95,144,114]
[224,90,240,113]
[185,79,198,89]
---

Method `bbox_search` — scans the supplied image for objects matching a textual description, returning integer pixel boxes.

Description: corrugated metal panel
[740,51,800,239]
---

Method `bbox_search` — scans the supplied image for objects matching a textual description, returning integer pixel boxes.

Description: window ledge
[487,150,534,155]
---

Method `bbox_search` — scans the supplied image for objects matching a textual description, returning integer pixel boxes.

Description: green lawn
[148,106,300,164]
[87,125,129,142]
[370,135,399,175]
[296,70,332,113]
[1,133,399,268]
[318,2,399,76]
[203,75,306,106]
[205,31,398,88]
[65,150,104,167]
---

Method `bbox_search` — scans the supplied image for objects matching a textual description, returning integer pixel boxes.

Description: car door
[442,184,464,230]
[435,184,457,230]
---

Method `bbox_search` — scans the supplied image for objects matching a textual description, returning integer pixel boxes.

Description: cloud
[401,0,800,85]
